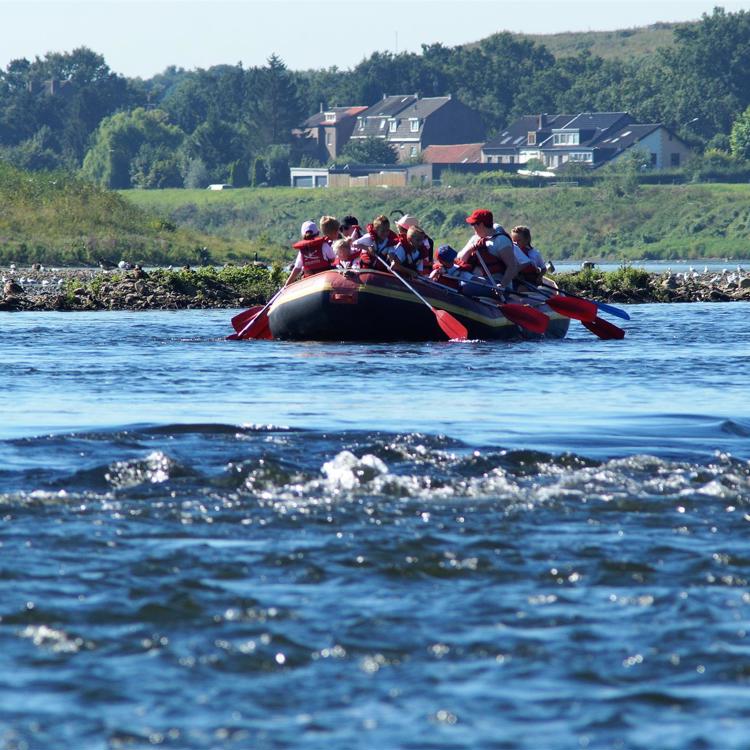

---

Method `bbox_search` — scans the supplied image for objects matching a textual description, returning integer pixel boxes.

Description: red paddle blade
[582,316,625,340]
[500,303,550,334]
[545,295,597,322]
[231,305,264,333]
[434,309,468,340]
[237,309,272,340]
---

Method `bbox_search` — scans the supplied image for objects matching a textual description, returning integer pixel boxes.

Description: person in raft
[456,209,519,293]
[365,214,399,267]
[351,234,378,269]
[387,225,426,278]
[319,215,342,245]
[340,215,364,240]
[429,244,462,289]
[397,214,434,273]
[332,238,356,269]
[286,220,336,283]
[511,225,548,284]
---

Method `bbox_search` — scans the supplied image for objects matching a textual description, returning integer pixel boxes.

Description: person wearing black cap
[429,244,462,290]
[456,208,518,292]
[340,216,363,241]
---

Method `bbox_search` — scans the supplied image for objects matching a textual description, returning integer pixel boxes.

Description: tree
[730,105,750,161]
[251,156,266,186]
[337,137,397,164]
[81,107,184,188]
[251,55,302,147]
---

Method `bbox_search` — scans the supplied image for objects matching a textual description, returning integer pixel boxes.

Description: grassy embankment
[0,162,262,266]
[514,22,679,61]
[122,182,750,265]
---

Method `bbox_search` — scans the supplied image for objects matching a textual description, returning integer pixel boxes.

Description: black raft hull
[267,270,569,342]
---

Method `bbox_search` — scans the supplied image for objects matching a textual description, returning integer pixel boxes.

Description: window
[569,152,593,162]
[670,153,680,167]
[527,132,536,145]
[650,152,657,167]
[553,132,580,146]
[410,118,419,132]
[389,119,397,132]
[379,119,386,130]
[357,117,364,130]
[326,132,333,146]
[324,112,336,123]
[410,146,418,158]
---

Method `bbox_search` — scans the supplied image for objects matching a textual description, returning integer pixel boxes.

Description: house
[293,105,368,162]
[422,143,484,164]
[482,114,574,164]
[482,112,692,170]
[348,94,486,163]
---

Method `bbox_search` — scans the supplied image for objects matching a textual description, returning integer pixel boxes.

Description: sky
[2,0,749,78]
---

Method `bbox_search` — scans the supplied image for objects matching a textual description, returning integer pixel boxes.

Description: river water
[1,303,749,750]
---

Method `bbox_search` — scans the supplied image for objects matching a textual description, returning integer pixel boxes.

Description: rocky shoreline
[1,265,750,312]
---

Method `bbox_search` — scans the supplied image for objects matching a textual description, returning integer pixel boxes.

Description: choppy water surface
[1,304,750,750]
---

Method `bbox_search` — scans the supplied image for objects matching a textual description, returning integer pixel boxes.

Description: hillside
[0,163,262,266]
[507,22,680,61]
[121,183,750,264]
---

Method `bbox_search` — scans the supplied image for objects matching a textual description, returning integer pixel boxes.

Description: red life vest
[393,239,421,271]
[367,226,399,251]
[359,249,382,270]
[456,229,512,277]
[517,245,542,281]
[292,236,333,276]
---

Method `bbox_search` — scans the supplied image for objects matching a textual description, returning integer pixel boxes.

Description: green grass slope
[121,183,750,264]
[512,22,680,60]
[0,162,260,266]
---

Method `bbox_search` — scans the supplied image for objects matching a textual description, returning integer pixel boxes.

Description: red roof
[422,143,484,164]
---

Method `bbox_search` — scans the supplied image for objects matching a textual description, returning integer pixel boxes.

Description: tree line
[3,7,750,188]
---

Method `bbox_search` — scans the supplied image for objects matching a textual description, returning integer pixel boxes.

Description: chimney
[319,102,324,113]
[538,113,546,129]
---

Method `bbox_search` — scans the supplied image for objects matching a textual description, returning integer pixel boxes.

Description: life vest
[292,236,332,276]
[393,239,421,271]
[367,226,399,254]
[359,249,383,270]
[430,263,461,290]
[456,230,512,277]
[516,245,542,281]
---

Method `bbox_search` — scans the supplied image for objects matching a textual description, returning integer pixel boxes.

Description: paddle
[582,316,626,340]
[234,286,286,340]
[472,252,550,334]
[497,302,549,335]
[540,279,630,321]
[375,256,468,340]
[517,279,597,322]
[231,305,263,333]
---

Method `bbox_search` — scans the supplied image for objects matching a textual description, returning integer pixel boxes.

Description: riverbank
[2,264,750,312]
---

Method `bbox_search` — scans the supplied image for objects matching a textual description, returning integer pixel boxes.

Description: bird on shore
[3,279,23,297]
[98,257,117,271]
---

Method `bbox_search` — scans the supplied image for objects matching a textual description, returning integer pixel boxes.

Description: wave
[1,421,748,509]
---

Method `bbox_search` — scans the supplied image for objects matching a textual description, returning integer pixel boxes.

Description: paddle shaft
[540,279,630,321]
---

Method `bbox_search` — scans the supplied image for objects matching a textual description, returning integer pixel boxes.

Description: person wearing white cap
[287,219,336,284]
[396,214,434,273]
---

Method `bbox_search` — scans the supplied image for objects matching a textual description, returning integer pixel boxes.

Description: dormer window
[527,132,536,145]
[389,118,397,132]
[553,131,580,146]
[324,112,336,123]
[409,118,420,133]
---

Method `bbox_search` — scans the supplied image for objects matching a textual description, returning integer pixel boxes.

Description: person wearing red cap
[456,208,519,293]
